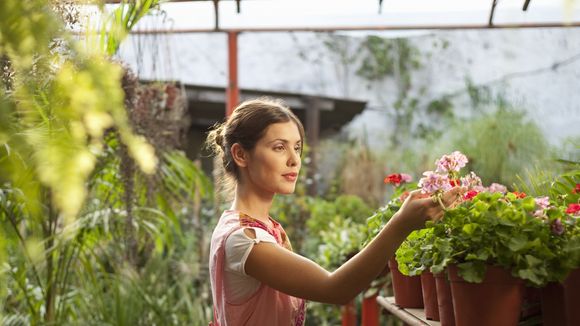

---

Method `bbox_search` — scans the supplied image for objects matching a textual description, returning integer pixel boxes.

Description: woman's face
[243,121,302,196]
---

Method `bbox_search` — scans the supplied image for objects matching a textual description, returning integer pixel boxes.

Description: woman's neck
[231,183,274,225]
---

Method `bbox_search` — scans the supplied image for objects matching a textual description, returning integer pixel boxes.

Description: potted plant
[399,151,552,326]
[540,172,580,326]
[366,174,424,308]
[427,184,580,326]
[395,228,436,316]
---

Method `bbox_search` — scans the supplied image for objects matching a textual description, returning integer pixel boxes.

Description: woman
[207,97,465,325]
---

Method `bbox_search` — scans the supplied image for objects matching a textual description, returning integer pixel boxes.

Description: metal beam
[126,22,580,34]
[489,0,498,27]
[185,87,335,111]
[226,31,238,116]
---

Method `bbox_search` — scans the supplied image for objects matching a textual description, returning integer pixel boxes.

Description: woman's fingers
[442,186,467,208]
[407,189,427,200]
[433,210,445,221]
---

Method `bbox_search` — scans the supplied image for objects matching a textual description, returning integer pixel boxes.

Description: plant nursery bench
[376,296,440,326]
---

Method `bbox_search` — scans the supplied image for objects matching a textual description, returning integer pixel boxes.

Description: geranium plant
[365,173,416,244]
[426,168,580,286]
[396,151,477,277]
[430,191,579,286]
[548,171,580,271]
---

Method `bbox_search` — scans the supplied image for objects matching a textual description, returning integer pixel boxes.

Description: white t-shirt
[224,227,278,303]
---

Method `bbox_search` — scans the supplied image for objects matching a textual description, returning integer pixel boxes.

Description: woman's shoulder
[227,227,277,247]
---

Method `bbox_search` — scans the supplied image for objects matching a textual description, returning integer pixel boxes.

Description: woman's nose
[287,150,300,167]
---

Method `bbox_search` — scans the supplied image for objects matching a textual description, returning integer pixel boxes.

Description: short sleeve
[224,227,277,275]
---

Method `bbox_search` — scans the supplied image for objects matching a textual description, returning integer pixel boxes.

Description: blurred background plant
[0,0,217,324]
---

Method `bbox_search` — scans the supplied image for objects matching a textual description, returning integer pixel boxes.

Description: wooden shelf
[376,296,441,326]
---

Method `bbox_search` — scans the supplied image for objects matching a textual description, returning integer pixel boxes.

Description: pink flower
[473,185,488,193]
[535,197,550,210]
[488,183,508,194]
[400,173,413,183]
[435,151,468,174]
[460,171,483,190]
[533,209,545,219]
[418,171,452,194]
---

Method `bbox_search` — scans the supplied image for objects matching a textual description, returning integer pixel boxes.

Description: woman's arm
[245,187,465,305]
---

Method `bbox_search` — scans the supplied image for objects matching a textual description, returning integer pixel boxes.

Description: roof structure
[104,0,580,33]
[182,83,366,135]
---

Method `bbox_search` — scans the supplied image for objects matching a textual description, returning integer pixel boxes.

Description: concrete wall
[118,28,580,148]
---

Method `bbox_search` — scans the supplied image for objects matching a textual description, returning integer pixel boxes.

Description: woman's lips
[282,173,298,182]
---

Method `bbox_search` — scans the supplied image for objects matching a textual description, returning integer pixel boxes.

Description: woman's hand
[394,187,466,231]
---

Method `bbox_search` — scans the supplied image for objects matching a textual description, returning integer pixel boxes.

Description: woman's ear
[231,143,248,168]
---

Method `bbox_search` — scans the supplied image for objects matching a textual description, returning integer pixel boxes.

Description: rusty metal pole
[361,294,380,326]
[341,299,357,326]
[226,31,239,117]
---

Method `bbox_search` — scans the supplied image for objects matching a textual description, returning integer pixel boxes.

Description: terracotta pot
[434,271,455,326]
[448,265,523,326]
[519,286,541,322]
[421,271,440,321]
[388,258,423,308]
[564,268,580,326]
[541,282,566,326]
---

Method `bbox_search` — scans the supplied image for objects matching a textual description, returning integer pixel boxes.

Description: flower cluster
[420,151,525,204]
[397,155,580,286]
[384,173,412,187]
[435,151,468,175]
[418,171,451,194]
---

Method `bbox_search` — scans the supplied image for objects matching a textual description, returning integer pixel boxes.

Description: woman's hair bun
[206,123,225,155]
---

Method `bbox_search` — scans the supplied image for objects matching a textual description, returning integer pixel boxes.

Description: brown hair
[206,97,305,192]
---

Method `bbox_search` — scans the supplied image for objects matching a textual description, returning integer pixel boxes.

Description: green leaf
[507,235,528,252]
[525,255,542,267]
[522,197,536,211]
[457,262,486,283]
[462,223,478,235]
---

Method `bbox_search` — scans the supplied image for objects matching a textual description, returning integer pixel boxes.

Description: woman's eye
[274,146,284,151]
[294,147,301,153]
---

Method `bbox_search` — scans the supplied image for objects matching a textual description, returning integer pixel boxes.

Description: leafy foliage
[429,192,578,286]
[0,1,216,324]
[1,0,157,227]
[395,228,434,276]
[99,0,162,56]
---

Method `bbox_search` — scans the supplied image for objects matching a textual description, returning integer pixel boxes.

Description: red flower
[512,191,527,199]
[449,179,461,187]
[573,184,580,194]
[566,203,580,215]
[384,173,403,186]
[464,190,479,200]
